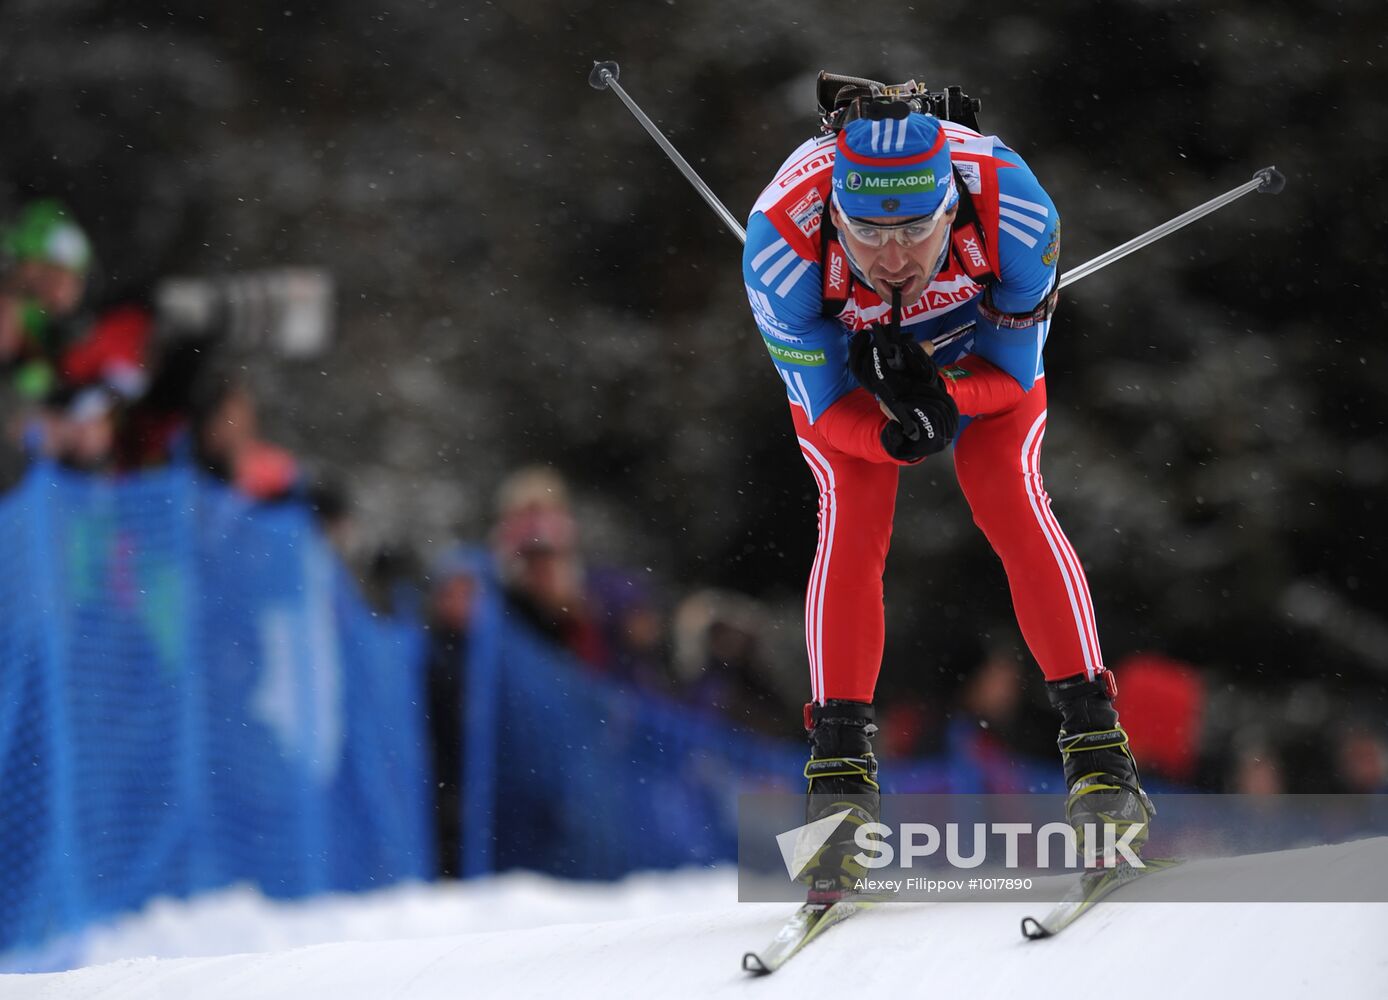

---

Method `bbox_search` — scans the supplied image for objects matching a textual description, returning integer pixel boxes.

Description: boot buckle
[1097,667,1118,700]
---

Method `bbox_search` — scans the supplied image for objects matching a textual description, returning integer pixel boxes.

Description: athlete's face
[832,202,958,305]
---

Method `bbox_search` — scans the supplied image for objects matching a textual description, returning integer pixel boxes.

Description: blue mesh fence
[1,461,1078,966]
[463,585,806,878]
[458,570,1063,881]
[0,463,430,962]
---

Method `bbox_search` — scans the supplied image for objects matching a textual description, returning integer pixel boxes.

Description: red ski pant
[791,377,1104,704]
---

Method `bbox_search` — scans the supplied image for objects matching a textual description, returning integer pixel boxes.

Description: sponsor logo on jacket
[954,160,982,194]
[1041,219,1061,267]
[786,188,824,239]
[961,233,987,270]
[825,245,848,296]
[748,289,802,342]
[776,151,835,191]
[838,277,983,330]
[764,339,826,366]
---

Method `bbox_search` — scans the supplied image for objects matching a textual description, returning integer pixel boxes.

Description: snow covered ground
[3,843,1386,999]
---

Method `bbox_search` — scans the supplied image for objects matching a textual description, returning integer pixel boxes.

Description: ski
[1021,857,1183,939]
[743,898,874,975]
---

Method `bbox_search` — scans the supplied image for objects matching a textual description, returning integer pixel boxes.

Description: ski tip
[1020,916,1052,940]
[743,951,771,976]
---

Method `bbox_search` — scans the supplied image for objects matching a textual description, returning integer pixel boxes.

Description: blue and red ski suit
[742,121,1101,704]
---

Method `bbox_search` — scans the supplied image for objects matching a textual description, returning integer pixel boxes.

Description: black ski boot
[1047,670,1154,863]
[799,699,880,902]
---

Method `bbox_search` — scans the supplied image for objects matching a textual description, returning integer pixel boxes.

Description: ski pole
[588,60,746,243]
[589,59,1284,285]
[1058,167,1284,289]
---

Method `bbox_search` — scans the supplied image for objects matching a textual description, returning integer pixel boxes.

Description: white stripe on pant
[798,436,838,704]
[1019,411,1104,678]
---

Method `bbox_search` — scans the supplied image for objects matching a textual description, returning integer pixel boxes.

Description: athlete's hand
[849,325,944,442]
[879,388,959,462]
[849,325,940,399]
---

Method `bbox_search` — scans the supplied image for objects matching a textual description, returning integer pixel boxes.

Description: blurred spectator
[586,567,666,687]
[943,646,1029,791]
[959,647,1024,731]
[876,634,1026,764]
[1227,731,1286,795]
[877,699,936,759]
[1,203,195,479]
[307,478,354,556]
[1334,721,1388,794]
[59,303,152,401]
[492,466,602,665]
[363,543,425,618]
[1,200,92,400]
[37,384,118,472]
[189,374,300,501]
[491,465,664,681]
[0,200,319,495]
[423,546,484,878]
[671,588,788,730]
[1110,651,1207,786]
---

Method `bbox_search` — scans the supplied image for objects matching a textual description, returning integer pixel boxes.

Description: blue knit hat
[831,113,958,219]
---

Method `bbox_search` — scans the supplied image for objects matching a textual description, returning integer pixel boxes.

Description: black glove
[849,325,947,442]
[849,325,942,398]
[880,388,959,462]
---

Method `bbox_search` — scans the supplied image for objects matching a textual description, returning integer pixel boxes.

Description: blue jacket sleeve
[971,154,1061,391]
[742,212,858,424]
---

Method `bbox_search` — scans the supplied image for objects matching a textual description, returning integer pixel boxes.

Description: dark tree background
[5,0,1385,718]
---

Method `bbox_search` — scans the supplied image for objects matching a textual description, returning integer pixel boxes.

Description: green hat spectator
[3,200,92,274]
